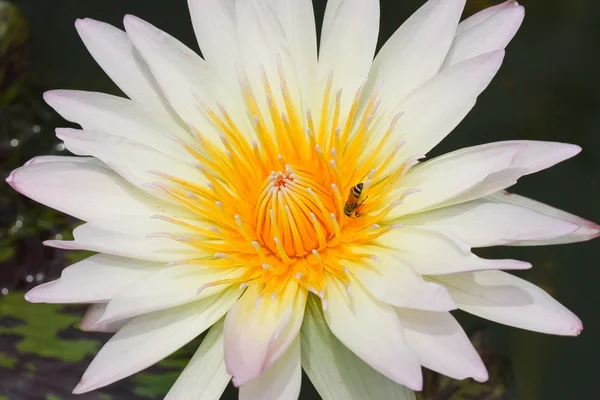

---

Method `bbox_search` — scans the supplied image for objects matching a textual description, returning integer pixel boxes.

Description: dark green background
[2,0,599,399]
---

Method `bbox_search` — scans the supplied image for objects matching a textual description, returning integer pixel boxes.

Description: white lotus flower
[7,0,598,398]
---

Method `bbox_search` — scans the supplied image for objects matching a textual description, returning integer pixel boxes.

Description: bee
[344,182,367,217]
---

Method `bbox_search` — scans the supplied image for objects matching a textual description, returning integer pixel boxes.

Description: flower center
[255,166,336,259]
[150,64,419,300]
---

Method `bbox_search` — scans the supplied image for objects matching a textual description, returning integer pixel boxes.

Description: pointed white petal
[96,265,244,325]
[487,191,600,245]
[444,4,524,67]
[165,319,231,400]
[431,271,583,336]
[324,276,422,390]
[275,0,318,108]
[224,281,307,387]
[123,15,249,144]
[397,309,488,382]
[391,51,504,163]
[188,0,239,81]
[318,0,379,119]
[56,128,203,195]
[72,287,242,394]
[240,335,301,400]
[44,216,201,262]
[302,296,416,400]
[344,245,456,311]
[390,142,526,218]
[432,141,582,208]
[400,199,578,247]
[74,18,169,111]
[6,159,182,221]
[43,90,190,160]
[368,0,465,110]
[24,254,161,304]
[233,0,304,120]
[376,227,530,275]
[79,304,131,333]
[456,0,521,35]
[23,155,105,167]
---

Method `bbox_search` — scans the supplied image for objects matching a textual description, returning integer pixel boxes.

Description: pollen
[151,61,418,300]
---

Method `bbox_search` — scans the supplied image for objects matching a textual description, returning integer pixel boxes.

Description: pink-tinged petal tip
[571,317,584,337]
[23,290,37,303]
[72,379,91,395]
[5,169,16,187]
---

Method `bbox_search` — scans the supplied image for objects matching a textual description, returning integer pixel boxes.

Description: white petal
[123,15,249,144]
[368,0,465,111]
[233,0,303,119]
[487,191,600,245]
[400,199,578,247]
[431,141,582,208]
[396,309,488,382]
[389,142,526,218]
[6,158,181,221]
[302,296,416,400]
[430,271,583,336]
[72,287,242,394]
[188,0,239,81]
[44,216,201,262]
[324,276,422,390]
[391,51,504,163]
[443,3,524,67]
[56,128,203,195]
[95,265,244,326]
[24,155,105,167]
[224,281,307,387]
[24,254,161,304]
[74,18,170,111]
[165,319,231,400]
[456,0,521,35]
[80,304,131,333]
[43,90,190,160]
[376,227,530,275]
[240,335,301,400]
[275,0,318,108]
[343,245,456,311]
[318,0,379,119]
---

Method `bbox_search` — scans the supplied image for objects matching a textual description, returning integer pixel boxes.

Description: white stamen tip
[167,260,187,267]
[347,284,354,297]
[239,282,249,289]
[146,232,173,239]
[390,224,403,230]
[391,200,404,208]
[255,297,262,310]
[271,293,277,302]
[321,297,328,311]
[295,272,303,279]
[214,253,228,259]
[370,255,381,263]
[196,283,211,296]
[150,215,172,222]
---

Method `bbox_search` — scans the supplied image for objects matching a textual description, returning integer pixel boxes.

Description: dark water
[2,0,599,399]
